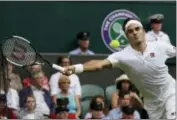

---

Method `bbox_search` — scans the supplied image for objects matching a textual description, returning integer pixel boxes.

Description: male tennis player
[63,18,176,119]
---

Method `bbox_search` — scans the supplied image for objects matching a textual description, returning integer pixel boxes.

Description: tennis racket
[1,35,66,73]
[112,22,126,40]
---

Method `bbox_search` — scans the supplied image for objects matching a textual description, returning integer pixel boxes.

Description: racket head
[1,35,37,67]
[112,22,123,33]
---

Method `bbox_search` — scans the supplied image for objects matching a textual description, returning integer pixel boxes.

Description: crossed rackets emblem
[112,22,126,41]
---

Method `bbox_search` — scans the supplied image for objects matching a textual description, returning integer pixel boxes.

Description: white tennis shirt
[49,72,81,96]
[107,41,176,101]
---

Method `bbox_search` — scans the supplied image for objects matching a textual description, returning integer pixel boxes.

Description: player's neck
[131,41,147,53]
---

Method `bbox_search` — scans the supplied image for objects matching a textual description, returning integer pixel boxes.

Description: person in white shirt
[0,74,20,112]
[63,18,176,119]
[146,13,171,44]
[19,70,54,116]
[69,32,95,55]
[49,56,81,104]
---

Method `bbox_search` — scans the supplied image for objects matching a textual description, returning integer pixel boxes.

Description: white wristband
[73,64,84,74]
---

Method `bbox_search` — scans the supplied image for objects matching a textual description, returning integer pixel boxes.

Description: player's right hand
[63,66,75,76]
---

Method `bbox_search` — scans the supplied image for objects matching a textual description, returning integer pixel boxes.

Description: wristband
[73,64,84,74]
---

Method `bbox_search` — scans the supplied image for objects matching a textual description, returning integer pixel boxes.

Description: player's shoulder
[110,46,132,58]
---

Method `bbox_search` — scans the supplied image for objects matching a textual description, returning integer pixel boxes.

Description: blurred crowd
[0,57,148,119]
[0,13,173,119]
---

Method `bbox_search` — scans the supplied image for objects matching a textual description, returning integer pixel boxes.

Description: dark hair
[119,91,130,99]
[116,80,132,91]
[89,95,108,114]
[25,95,35,103]
[56,56,72,66]
[0,94,6,103]
[122,105,135,115]
[90,101,104,111]
[122,18,141,32]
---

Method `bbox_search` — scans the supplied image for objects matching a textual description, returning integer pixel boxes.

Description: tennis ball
[109,40,120,49]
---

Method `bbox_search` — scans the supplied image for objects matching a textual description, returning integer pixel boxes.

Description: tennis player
[63,18,176,119]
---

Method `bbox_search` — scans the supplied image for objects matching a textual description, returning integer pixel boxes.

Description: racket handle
[52,64,65,72]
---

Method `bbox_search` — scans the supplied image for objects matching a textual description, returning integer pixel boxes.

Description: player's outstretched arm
[64,59,112,74]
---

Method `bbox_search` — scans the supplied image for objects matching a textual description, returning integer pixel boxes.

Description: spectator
[23,64,49,91]
[49,98,77,119]
[0,94,17,119]
[56,75,81,118]
[49,56,81,103]
[19,70,55,116]
[18,95,44,119]
[146,13,171,44]
[0,74,20,112]
[69,32,95,55]
[111,74,143,109]
[7,62,23,92]
[85,95,108,119]
[106,91,140,119]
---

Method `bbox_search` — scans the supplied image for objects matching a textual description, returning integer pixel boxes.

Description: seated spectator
[49,98,77,119]
[106,91,140,119]
[18,95,44,119]
[0,94,17,119]
[49,56,81,103]
[111,74,143,109]
[69,32,95,55]
[56,75,81,118]
[23,64,49,91]
[7,62,23,92]
[85,95,108,119]
[19,70,55,116]
[0,74,20,112]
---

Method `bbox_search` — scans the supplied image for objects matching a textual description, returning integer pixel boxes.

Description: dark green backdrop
[0,1,176,53]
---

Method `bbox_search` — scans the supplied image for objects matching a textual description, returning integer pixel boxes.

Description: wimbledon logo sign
[101,9,139,52]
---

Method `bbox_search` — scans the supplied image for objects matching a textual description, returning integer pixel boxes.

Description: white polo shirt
[49,72,81,96]
[107,41,176,102]
[146,30,171,45]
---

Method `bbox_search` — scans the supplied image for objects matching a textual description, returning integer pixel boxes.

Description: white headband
[125,20,143,32]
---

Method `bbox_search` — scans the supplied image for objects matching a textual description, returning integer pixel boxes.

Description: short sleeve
[106,52,121,68]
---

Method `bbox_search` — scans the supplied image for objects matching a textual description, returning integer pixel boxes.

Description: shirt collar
[151,30,163,37]
[129,43,149,56]
[31,85,40,91]
[79,48,89,55]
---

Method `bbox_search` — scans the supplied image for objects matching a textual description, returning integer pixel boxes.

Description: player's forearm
[72,59,111,74]
[73,60,102,73]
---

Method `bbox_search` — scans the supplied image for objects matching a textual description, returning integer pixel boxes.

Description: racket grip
[52,64,65,72]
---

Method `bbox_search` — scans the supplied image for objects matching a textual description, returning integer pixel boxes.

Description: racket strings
[2,37,36,66]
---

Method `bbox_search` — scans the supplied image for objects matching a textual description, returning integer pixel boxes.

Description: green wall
[0,1,176,53]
